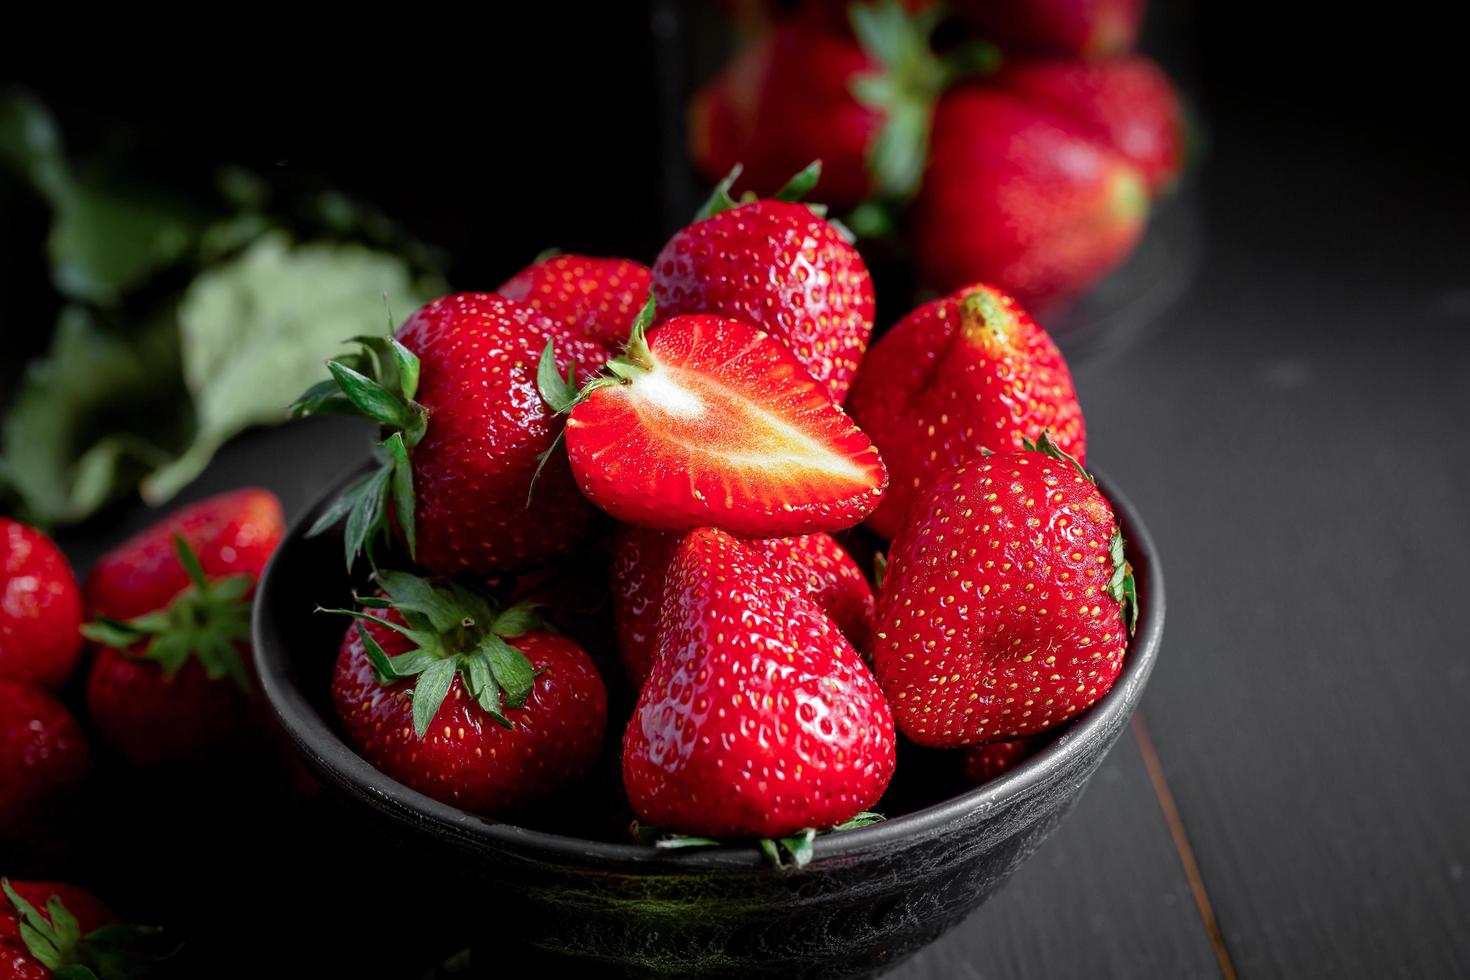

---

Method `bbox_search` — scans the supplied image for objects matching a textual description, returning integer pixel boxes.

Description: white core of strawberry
[630,367,707,419]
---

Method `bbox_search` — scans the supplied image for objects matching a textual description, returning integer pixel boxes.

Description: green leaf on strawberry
[320,572,544,737]
[3,878,172,980]
[634,812,886,869]
[79,534,254,692]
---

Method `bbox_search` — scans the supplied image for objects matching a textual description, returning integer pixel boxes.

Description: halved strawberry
[540,303,887,537]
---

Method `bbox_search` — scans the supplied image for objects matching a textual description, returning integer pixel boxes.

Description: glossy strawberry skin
[623,528,895,839]
[872,450,1129,746]
[0,518,82,690]
[999,56,1185,192]
[0,680,91,835]
[612,525,875,687]
[83,488,284,767]
[689,24,881,209]
[564,314,886,537]
[396,293,610,575]
[847,283,1085,539]
[652,200,876,402]
[496,255,652,350]
[914,89,1148,312]
[333,614,607,816]
[1,880,112,980]
[955,0,1141,59]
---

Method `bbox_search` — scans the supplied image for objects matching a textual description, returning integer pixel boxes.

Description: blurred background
[3,2,1467,977]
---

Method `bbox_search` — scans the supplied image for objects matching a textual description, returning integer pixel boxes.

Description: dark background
[4,3,1468,977]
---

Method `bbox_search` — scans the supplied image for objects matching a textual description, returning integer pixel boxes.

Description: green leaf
[1022,431,1093,483]
[492,602,540,639]
[833,811,886,831]
[79,617,147,648]
[4,879,66,970]
[0,306,185,526]
[140,233,431,504]
[172,535,211,592]
[772,161,822,202]
[757,839,782,867]
[1107,530,1140,636]
[0,91,70,201]
[342,461,392,569]
[326,361,411,428]
[359,623,399,682]
[387,649,438,676]
[872,552,889,591]
[481,635,535,709]
[384,432,416,559]
[375,571,464,633]
[779,828,817,868]
[694,164,743,220]
[536,341,580,414]
[412,657,457,738]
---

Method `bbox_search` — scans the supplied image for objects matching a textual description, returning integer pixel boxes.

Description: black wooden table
[7,10,1470,976]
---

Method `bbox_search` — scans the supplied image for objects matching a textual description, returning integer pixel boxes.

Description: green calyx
[849,1,1001,202]
[634,812,886,870]
[528,291,659,503]
[694,162,856,241]
[290,331,425,569]
[1021,432,1139,636]
[79,535,253,692]
[320,570,542,737]
[3,879,171,980]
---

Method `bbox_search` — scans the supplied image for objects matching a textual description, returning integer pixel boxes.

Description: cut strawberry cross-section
[540,305,887,537]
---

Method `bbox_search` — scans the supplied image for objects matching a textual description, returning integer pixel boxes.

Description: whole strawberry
[623,528,895,839]
[0,680,90,835]
[612,525,875,686]
[956,0,1141,59]
[294,293,609,574]
[2,879,165,979]
[0,519,82,690]
[846,283,1085,539]
[496,254,652,350]
[81,488,284,767]
[914,88,1149,312]
[999,55,1185,193]
[544,306,887,537]
[330,572,607,815]
[652,182,875,402]
[871,438,1137,747]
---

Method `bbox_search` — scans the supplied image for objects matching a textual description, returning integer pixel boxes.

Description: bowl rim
[254,465,1164,870]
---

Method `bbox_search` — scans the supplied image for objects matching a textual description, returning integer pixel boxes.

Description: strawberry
[496,254,652,350]
[998,55,1185,193]
[913,88,1149,312]
[293,293,609,574]
[2,879,165,980]
[963,738,1038,785]
[612,525,875,686]
[0,680,90,835]
[871,438,1137,746]
[329,571,606,815]
[651,175,875,402]
[80,488,284,767]
[846,283,1085,539]
[623,528,895,839]
[956,0,1141,59]
[541,305,887,537]
[0,519,82,690]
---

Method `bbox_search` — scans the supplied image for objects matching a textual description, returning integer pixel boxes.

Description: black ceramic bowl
[254,469,1164,979]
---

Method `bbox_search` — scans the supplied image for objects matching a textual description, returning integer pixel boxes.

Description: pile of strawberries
[292,162,1140,856]
[691,0,1186,314]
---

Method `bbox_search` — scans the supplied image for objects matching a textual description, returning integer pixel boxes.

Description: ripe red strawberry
[293,293,609,574]
[956,0,1141,59]
[846,283,1085,539]
[330,571,607,815]
[0,519,82,690]
[652,192,875,402]
[871,439,1137,746]
[913,88,1149,312]
[623,528,895,839]
[998,56,1185,192]
[81,488,284,767]
[964,738,1038,785]
[0,680,90,835]
[2,879,164,980]
[496,254,652,350]
[612,525,875,686]
[545,308,887,537]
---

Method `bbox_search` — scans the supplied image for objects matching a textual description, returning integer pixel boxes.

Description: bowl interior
[253,467,1164,869]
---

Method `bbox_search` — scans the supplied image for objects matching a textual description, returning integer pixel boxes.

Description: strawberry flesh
[565,314,887,537]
